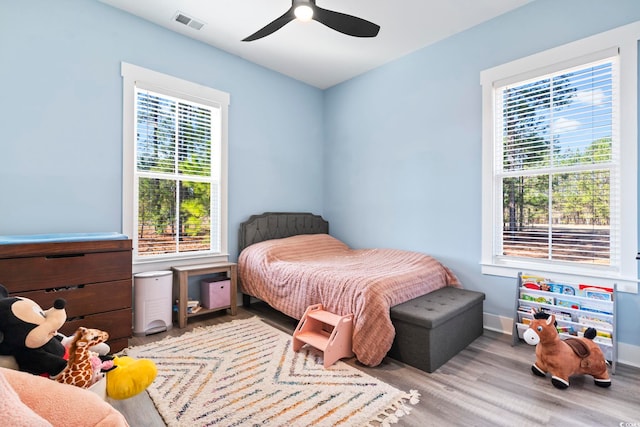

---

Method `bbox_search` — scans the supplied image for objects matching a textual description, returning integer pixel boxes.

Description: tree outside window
[135,90,219,257]
[497,59,615,266]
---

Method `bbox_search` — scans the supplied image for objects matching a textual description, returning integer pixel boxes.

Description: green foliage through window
[135,89,218,257]
[498,59,614,265]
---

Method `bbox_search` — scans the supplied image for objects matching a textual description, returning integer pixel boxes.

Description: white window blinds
[494,56,619,266]
[135,88,220,257]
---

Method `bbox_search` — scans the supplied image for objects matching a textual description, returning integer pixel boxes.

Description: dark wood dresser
[0,239,133,352]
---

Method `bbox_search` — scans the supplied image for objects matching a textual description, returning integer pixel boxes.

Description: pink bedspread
[238,234,460,367]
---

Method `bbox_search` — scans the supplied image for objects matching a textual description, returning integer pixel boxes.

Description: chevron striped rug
[125,317,419,427]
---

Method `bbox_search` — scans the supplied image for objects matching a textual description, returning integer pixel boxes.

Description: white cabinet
[513,272,617,373]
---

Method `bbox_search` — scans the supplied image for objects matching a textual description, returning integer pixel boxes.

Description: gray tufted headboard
[238,212,329,255]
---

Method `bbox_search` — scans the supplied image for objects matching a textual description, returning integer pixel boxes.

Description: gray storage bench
[388,286,485,373]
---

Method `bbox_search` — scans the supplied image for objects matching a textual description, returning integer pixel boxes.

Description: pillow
[259,234,350,261]
[1,367,129,427]
[0,370,52,427]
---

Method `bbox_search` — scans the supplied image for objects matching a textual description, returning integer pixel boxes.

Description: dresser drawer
[0,239,132,353]
[0,250,131,293]
[20,279,132,318]
[62,308,132,344]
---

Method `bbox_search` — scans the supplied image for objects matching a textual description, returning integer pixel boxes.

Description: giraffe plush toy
[54,327,111,389]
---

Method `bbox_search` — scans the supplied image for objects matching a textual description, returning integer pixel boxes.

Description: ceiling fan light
[294,5,314,22]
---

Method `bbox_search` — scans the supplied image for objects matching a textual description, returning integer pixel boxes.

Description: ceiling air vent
[173,12,204,30]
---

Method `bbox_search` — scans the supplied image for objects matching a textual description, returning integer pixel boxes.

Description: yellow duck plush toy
[106,355,157,400]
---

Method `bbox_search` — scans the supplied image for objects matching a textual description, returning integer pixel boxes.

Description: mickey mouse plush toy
[0,284,68,376]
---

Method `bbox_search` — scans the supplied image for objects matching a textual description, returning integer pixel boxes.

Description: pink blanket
[238,234,460,366]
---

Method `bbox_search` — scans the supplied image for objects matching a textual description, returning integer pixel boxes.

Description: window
[121,63,230,268]
[499,58,616,264]
[481,23,638,292]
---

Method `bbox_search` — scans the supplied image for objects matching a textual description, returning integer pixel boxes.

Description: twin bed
[237,212,460,367]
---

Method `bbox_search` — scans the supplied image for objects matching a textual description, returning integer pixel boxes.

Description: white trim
[618,341,640,369]
[131,253,229,275]
[122,63,229,105]
[492,47,620,88]
[483,312,514,335]
[121,62,230,266]
[480,21,639,293]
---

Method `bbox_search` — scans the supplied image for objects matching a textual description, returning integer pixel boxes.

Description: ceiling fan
[242,0,380,42]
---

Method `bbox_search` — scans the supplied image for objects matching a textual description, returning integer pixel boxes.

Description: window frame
[121,62,230,271]
[480,23,639,293]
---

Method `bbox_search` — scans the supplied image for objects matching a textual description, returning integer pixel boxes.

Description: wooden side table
[172,262,237,328]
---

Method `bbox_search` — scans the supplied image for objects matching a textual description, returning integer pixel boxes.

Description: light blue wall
[1,0,639,359]
[0,0,324,259]
[324,0,640,353]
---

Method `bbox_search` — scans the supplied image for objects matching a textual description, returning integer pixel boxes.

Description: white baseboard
[617,342,640,368]
[483,312,640,369]
[483,312,515,335]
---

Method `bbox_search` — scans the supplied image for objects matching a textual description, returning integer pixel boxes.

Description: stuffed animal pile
[0,284,157,399]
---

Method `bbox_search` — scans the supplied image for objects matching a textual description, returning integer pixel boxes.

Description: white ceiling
[99,0,532,89]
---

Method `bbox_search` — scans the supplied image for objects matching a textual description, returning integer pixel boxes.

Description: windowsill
[132,253,230,274]
[481,262,638,294]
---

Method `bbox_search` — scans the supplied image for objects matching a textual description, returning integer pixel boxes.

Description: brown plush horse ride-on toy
[523,310,611,389]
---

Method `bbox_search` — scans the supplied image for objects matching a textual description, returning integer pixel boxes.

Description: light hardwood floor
[110,303,640,426]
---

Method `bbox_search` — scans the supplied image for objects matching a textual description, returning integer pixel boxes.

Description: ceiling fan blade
[313,6,380,38]
[242,9,296,41]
